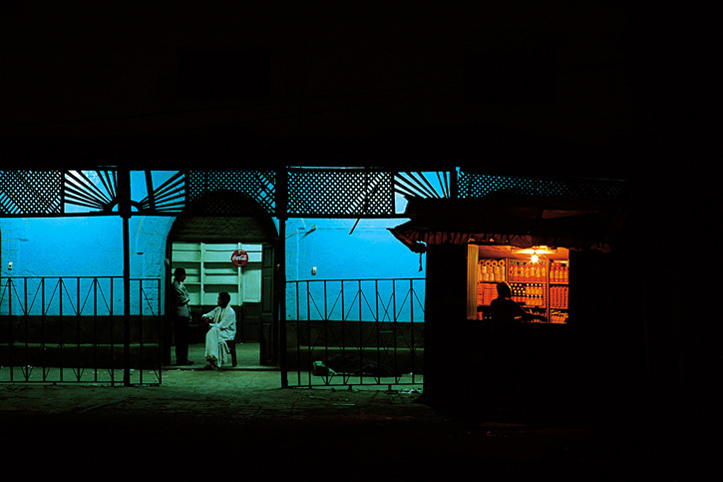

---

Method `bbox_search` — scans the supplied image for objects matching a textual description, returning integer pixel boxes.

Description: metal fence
[0,277,163,385]
[284,278,425,388]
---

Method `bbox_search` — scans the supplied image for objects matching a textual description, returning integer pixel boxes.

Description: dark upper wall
[0,1,664,178]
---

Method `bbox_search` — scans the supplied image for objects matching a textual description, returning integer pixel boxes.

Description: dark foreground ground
[1,369,686,481]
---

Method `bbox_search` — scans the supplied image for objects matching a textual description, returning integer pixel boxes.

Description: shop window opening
[467,244,570,324]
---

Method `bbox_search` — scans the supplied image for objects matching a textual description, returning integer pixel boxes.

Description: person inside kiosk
[482,281,547,326]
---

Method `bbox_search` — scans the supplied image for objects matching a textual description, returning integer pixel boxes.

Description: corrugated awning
[388,195,627,254]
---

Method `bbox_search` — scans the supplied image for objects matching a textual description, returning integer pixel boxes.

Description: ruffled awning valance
[388,196,627,254]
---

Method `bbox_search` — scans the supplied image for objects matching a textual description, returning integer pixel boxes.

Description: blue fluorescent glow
[1,214,422,317]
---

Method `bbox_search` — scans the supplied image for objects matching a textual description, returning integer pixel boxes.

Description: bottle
[538,284,544,306]
[555,286,561,308]
[538,287,543,307]
[550,286,560,308]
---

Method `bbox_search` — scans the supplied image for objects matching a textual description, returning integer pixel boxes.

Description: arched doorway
[165,191,279,367]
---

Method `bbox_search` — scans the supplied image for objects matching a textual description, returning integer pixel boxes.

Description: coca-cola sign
[231,249,248,267]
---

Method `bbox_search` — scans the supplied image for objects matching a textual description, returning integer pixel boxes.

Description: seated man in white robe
[201,292,237,369]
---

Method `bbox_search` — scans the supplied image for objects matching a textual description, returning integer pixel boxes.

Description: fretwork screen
[0,170,63,215]
[287,169,394,217]
[187,170,276,215]
[457,172,626,198]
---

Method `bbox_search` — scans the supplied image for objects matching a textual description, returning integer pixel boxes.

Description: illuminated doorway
[165,192,278,367]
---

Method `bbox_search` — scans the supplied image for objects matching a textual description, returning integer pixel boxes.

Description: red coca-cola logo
[231,249,248,267]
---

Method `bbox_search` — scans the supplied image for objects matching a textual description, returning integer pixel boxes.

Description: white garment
[203,305,236,367]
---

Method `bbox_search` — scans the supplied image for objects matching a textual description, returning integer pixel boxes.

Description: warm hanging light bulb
[531,251,539,263]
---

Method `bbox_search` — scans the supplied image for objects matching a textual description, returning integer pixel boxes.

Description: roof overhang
[388,195,628,254]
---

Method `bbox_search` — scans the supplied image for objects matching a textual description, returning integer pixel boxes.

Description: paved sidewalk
[2,368,661,481]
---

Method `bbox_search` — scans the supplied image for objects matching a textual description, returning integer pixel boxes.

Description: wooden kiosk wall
[421,243,618,413]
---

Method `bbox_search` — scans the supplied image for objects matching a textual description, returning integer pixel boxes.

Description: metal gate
[1,276,163,385]
[283,278,425,388]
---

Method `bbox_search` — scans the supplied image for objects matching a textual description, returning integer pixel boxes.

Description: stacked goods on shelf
[526,283,545,306]
[508,261,547,283]
[549,286,569,309]
[549,261,569,311]
[476,255,569,324]
[509,283,524,304]
[477,259,505,307]
[550,261,569,283]
[509,283,546,306]
[477,283,497,306]
[550,310,568,324]
[478,259,506,282]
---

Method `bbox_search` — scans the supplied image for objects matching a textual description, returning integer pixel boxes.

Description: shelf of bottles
[477,258,569,324]
[548,261,569,324]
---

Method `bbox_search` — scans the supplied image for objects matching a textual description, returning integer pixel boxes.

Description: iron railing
[0,277,163,385]
[284,278,425,388]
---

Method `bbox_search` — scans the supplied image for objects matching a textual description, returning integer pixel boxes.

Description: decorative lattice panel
[458,172,626,198]
[0,170,63,215]
[138,171,186,214]
[394,172,452,199]
[287,169,394,217]
[188,170,275,215]
[63,170,118,213]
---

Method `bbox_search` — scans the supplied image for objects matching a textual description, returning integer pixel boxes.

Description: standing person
[171,267,193,365]
[201,292,236,369]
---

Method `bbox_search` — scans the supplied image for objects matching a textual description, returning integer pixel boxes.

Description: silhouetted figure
[171,267,193,365]
[490,282,547,325]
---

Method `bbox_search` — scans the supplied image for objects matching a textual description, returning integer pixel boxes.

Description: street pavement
[0,366,683,481]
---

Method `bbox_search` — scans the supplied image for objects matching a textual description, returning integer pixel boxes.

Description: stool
[226,340,237,367]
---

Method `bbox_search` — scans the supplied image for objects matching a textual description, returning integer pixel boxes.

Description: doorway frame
[164,192,281,367]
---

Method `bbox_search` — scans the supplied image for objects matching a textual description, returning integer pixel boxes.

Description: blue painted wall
[283,217,425,322]
[1,214,424,317]
[285,217,422,281]
[0,216,175,279]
